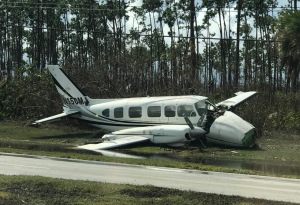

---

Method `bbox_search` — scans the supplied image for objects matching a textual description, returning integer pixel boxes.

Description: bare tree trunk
[190,0,196,81]
[218,7,225,89]
[235,0,243,89]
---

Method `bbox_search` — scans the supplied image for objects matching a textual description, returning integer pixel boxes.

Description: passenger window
[177,105,196,117]
[102,108,109,117]
[165,105,176,117]
[148,106,161,117]
[129,107,142,118]
[114,107,123,118]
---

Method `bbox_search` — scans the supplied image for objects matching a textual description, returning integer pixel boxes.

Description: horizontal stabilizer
[31,110,80,125]
[79,135,150,150]
[217,91,258,111]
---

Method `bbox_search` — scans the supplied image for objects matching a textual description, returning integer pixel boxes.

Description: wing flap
[79,135,150,150]
[216,91,258,110]
[31,110,80,125]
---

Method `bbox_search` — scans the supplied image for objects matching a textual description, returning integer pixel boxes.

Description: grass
[0,120,102,145]
[0,175,297,205]
[0,120,300,179]
[128,130,300,162]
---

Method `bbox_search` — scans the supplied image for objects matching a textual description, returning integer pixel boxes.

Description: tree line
[1,0,299,94]
[0,0,300,130]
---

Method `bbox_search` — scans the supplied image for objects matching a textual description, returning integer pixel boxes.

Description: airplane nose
[242,129,256,147]
[206,111,256,147]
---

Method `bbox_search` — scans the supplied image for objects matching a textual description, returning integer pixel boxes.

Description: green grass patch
[0,175,297,205]
[129,131,300,163]
[0,121,102,145]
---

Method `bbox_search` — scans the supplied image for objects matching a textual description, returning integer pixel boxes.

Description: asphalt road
[0,152,300,203]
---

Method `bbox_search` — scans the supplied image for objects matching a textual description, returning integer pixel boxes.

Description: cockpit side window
[177,105,196,117]
[102,108,110,117]
[195,100,206,116]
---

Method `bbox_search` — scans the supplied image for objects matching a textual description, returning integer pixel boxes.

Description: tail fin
[48,65,89,108]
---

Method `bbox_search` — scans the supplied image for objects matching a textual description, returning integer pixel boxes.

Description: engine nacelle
[206,111,256,147]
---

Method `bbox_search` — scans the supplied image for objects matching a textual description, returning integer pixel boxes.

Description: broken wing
[216,91,258,111]
[79,135,150,150]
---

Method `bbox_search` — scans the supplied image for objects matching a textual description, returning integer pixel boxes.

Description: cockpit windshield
[194,100,206,116]
[205,100,218,111]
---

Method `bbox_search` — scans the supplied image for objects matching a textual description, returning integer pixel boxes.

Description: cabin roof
[90,95,207,108]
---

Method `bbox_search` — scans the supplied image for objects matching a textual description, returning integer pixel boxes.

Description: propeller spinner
[183,115,207,148]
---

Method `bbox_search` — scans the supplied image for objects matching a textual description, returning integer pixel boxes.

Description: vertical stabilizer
[48,65,89,109]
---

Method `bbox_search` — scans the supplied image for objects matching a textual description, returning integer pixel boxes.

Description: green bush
[0,63,61,120]
[236,91,300,132]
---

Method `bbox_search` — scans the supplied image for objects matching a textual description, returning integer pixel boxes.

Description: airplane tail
[48,65,89,109]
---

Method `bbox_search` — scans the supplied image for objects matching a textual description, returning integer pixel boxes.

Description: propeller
[183,114,207,149]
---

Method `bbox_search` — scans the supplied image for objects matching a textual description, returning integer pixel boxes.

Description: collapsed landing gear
[251,143,261,150]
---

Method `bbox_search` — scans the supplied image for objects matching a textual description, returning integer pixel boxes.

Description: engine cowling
[206,111,256,147]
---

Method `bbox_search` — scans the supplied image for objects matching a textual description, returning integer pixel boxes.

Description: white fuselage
[76,95,207,132]
[70,95,256,148]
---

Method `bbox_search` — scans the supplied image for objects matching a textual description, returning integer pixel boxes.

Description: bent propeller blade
[184,115,194,130]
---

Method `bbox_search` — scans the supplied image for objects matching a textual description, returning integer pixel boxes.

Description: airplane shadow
[188,140,266,151]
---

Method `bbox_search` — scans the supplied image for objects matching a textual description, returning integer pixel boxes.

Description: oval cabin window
[129,107,142,118]
[114,107,123,118]
[165,105,176,117]
[148,106,161,117]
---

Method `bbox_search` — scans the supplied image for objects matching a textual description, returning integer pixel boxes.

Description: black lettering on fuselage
[78,98,84,104]
[60,95,85,105]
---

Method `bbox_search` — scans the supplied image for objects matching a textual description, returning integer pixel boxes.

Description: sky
[124,0,292,52]
[19,0,292,64]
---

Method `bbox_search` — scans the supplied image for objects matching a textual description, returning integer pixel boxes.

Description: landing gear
[251,143,261,150]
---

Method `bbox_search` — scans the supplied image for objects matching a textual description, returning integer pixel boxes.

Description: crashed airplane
[32,65,258,151]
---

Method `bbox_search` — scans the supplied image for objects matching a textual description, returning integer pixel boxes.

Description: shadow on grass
[0,140,99,155]
[188,140,267,152]
[33,132,104,140]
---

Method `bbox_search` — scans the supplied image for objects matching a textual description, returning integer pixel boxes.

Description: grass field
[130,129,300,162]
[0,175,297,205]
[0,120,300,178]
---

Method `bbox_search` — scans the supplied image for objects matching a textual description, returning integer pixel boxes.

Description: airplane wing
[30,110,80,125]
[78,135,150,150]
[216,91,258,111]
